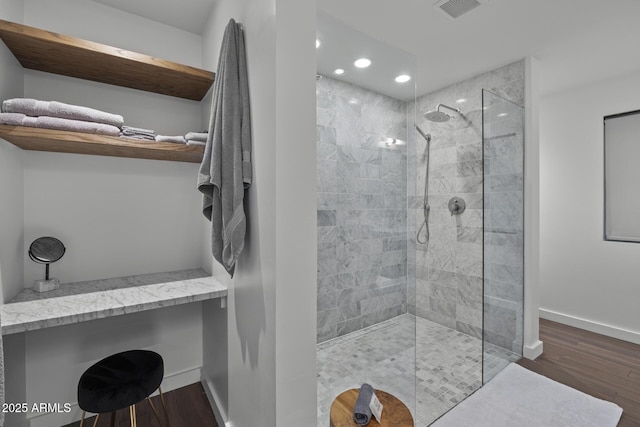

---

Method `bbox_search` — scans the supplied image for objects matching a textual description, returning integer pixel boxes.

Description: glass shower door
[315,11,417,427]
[481,89,525,383]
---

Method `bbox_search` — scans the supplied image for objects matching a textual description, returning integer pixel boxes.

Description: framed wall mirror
[604,109,640,242]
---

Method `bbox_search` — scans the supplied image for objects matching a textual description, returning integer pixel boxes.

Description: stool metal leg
[110,411,116,427]
[80,411,86,427]
[133,404,137,427]
[91,413,100,427]
[147,396,164,425]
[158,386,170,427]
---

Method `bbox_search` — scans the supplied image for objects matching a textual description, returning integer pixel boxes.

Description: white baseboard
[523,340,543,360]
[201,373,227,427]
[27,367,202,427]
[540,308,640,345]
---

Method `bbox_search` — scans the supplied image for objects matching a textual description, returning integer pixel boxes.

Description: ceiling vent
[434,0,487,19]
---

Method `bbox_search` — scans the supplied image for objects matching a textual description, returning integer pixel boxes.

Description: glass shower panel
[315,11,416,426]
[412,86,485,426]
[481,89,525,383]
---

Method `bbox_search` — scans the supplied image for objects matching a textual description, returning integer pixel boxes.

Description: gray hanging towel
[198,19,252,278]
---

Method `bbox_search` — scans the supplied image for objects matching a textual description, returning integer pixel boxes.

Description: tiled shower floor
[317,314,519,426]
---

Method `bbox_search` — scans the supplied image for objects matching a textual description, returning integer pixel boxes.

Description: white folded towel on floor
[0,112,121,136]
[2,98,124,128]
[185,131,208,142]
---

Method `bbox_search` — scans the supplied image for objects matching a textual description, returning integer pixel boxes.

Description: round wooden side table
[329,388,413,427]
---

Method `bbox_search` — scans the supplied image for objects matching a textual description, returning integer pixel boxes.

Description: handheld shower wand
[414,124,431,244]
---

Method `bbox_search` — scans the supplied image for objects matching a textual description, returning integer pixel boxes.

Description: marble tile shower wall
[316,76,408,343]
[408,60,524,352]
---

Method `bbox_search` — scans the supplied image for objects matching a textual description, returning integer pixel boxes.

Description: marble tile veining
[317,76,408,341]
[316,314,519,427]
[1,269,226,335]
[410,60,524,356]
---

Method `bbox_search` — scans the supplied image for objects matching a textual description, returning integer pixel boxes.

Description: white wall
[22,0,203,136]
[201,2,277,426]
[19,0,207,285]
[1,2,215,425]
[23,152,203,285]
[201,0,317,426]
[0,0,25,304]
[21,303,203,427]
[273,1,317,424]
[523,56,543,359]
[539,70,640,344]
[0,142,23,304]
[24,0,203,68]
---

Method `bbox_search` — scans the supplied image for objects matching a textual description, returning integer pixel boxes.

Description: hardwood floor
[518,319,640,427]
[62,319,640,427]
[63,383,218,427]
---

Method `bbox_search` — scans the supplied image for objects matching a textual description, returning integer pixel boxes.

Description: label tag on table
[369,392,383,422]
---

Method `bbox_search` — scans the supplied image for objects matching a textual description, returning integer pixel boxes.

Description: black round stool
[77,350,170,427]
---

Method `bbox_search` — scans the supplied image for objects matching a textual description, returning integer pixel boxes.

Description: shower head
[424,103,461,122]
[424,110,450,122]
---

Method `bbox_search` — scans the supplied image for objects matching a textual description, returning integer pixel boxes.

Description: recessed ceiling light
[456,98,467,104]
[354,58,371,68]
[497,113,508,117]
[316,39,320,49]
[395,74,411,83]
[333,68,345,75]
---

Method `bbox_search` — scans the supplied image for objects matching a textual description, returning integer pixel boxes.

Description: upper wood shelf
[0,19,214,101]
[0,125,204,163]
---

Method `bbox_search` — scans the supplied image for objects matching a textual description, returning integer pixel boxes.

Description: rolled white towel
[0,112,121,136]
[155,135,187,144]
[184,131,208,142]
[2,98,124,128]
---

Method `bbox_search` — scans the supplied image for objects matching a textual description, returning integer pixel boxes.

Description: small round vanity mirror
[29,236,66,264]
[29,237,65,292]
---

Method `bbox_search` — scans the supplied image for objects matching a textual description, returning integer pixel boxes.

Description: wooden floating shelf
[0,125,204,163]
[0,19,214,101]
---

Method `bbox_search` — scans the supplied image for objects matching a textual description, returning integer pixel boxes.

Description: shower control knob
[448,197,466,216]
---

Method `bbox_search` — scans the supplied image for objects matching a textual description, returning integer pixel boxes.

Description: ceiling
[316,12,416,101]
[317,0,640,99]
[92,0,215,35]
[91,0,640,100]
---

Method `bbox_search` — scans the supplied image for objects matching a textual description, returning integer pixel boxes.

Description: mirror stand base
[33,278,61,293]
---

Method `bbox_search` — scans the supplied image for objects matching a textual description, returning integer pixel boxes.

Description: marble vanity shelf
[1,269,227,335]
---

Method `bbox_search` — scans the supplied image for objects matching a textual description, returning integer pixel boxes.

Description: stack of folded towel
[120,126,156,141]
[0,98,123,136]
[1,98,210,149]
[185,131,208,146]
